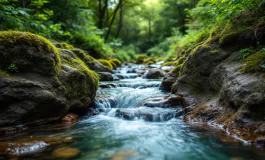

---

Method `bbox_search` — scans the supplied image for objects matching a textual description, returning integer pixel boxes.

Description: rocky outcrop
[161,12,265,143]
[143,68,165,79]
[0,31,99,132]
[169,46,265,143]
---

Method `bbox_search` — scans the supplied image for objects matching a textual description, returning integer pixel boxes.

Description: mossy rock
[61,42,75,49]
[242,51,265,72]
[210,12,265,49]
[71,49,95,61]
[136,55,148,64]
[109,61,117,69]
[98,59,113,69]
[0,31,60,76]
[162,61,176,66]
[144,58,156,65]
[59,51,99,110]
[109,58,122,67]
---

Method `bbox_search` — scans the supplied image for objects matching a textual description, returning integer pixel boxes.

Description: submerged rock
[52,147,80,158]
[139,94,185,108]
[143,68,165,79]
[115,107,181,122]
[62,113,80,122]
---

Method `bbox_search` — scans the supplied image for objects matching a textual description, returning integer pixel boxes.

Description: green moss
[242,51,265,72]
[156,57,165,61]
[109,58,122,67]
[0,31,60,65]
[71,49,95,61]
[136,55,148,64]
[0,69,10,77]
[162,56,185,67]
[61,42,75,49]
[110,61,117,69]
[175,56,185,66]
[62,57,99,99]
[169,64,183,75]
[162,61,176,66]
[144,58,156,65]
[98,59,113,69]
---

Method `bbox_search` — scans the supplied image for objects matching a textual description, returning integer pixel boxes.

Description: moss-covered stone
[242,51,265,72]
[162,56,185,67]
[61,42,75,49]
[0,31,60,76]
[136,55,148,64]
[162,61,176,66]
[71,49,95,61]
[109,58,122,67]
[62,60,99,99]
[0,31,60,64]
[144,58,156,65]
[98,59,113,69]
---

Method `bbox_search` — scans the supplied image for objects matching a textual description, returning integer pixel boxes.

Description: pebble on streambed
[52,147,80,158]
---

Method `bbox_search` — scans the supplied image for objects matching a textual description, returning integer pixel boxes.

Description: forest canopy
[0,0,264,61]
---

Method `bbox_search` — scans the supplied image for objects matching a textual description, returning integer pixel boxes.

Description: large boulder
[143,68,165,79]
[0,31,99,131]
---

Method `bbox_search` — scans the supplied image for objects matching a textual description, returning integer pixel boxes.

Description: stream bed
[0,63,265,160]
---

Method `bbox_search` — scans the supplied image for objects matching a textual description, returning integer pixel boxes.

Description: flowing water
[0,63,265,160]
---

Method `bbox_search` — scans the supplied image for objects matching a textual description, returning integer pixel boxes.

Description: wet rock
[139,94,185,108]
[256,137,265,146]
[5,141,49,156]
[161,65,182,91]
[52,147,80,158]
[109,150,139,160]
[116,73,139,79]
[63,137,73,143]
[116,82,160,89]
[173,46,230,92]
[61,113,80,122]
[115,107,180,122]
[98,72,114,81]
[99,83,116,89]
[143,68,165,79]
[93,95,117,110]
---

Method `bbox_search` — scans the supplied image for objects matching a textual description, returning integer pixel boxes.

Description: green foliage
[0,0,65,38]
[115,45,138,62]
[8,63,18,72]
[240,48,255,59]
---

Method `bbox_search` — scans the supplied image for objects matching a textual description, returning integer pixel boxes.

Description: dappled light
[1,0,265,159]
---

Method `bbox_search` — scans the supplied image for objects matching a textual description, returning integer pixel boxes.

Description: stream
[0,63,265,160]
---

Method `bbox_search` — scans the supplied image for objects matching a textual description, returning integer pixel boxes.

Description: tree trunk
[115,0,123,38]
[148,18,152,42]
[105,0,122,41]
